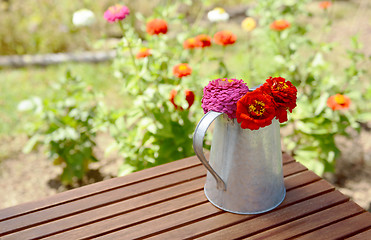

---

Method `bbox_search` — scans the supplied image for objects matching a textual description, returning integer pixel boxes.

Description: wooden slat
[195,190,348,240]
[296,212,371,240]
[143,171,324,240]
[1,178,206,240]
[16,160,301,239]
[0,153,293,237]
[0,164,205,237]
[0,153,292,222]
[247,201,365,240]
[42,191,209,240]
[282,161,307,176]
[345,228,371,239]
[88,175,335,239]
[0,153,328,240]
[0,155,201,221]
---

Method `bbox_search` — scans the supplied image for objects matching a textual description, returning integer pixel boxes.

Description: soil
[0,133,123,209]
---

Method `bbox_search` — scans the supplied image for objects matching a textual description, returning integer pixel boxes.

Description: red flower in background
[195,34,212,48]
[146,19,168,35]
[183,38,198,49]
[236,89,276,130]
[185,90,195,109]
[213,31,237,46]
[169,89,195,110]
[104,4,130,23]
[270,20,290,31]
[136,48,151,59]
[261,77,297,123]
[327,94,351,110]
[173,63,192,78]
[169,89,183,110]
[319,1,332,9]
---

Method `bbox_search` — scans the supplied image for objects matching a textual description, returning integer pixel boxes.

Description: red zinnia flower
[270,20,290,31]
[136,48,151,59]
[319,1,332,9]
[260,76,297,123]
[173,63,192,78]
[195,34,212,48]
[169,89,195,110]
[213,31,237,46]
[185,90,195,109]
[146,19,168,35]
[169,89,183,110]
[236,89,276,130]
[104,4,130,23]
[183,38,198,49]
[327,94,351,110]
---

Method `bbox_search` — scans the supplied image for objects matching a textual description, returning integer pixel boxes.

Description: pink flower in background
[202,78,249,119]
[104,4,130,23]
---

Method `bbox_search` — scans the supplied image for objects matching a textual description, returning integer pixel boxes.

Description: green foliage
[246,0,370,175]
[9,0,371,180]
[18,71,100,185]
[106,1,209,174]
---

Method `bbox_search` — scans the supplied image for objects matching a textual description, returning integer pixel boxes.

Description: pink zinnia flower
[202,78,249,119]
[104,4,130,23]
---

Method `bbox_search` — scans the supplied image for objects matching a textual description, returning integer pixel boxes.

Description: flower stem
[118,21,138,73]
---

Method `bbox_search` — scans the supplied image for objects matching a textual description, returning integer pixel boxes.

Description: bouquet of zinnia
[202,77,297,130]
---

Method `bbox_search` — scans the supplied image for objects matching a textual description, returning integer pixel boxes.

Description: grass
[0,62,121,136]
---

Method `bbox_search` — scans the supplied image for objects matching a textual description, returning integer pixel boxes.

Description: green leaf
[295,152,325,176]
[118,163,136,177]
[22,134,41,153]
[357,112,371,122]
[314,92,330,116]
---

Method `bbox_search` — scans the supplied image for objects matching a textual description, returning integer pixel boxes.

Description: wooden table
[0,153,370,239]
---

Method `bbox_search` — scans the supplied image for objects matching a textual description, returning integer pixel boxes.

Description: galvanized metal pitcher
[193,111,286,214]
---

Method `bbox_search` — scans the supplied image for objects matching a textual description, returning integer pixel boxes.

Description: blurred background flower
[183,38,198,49]
[173,63,192,78]
[241,17,256,32]
[72,9,95,27]
[207,7,230,22]
[213,30,236,46]
[319,1,332,10]
[103,4,130,23]
[136,48,151,59]
[327,94,351,110]
[270,19,291,31]
[146,19,168,35]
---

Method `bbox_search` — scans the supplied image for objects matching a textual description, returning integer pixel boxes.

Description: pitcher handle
[193,111,226,191]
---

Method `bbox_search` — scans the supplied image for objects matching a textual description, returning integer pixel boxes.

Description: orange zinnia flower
[136,48,151,59]
[319,1,332,9]
[183,38,198,49]
[146,19,168,35]
[327,94,351,110]
[173,63,192,78]
[270,20,290,31]
[213,31,237,46]
[195,34,212,48]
